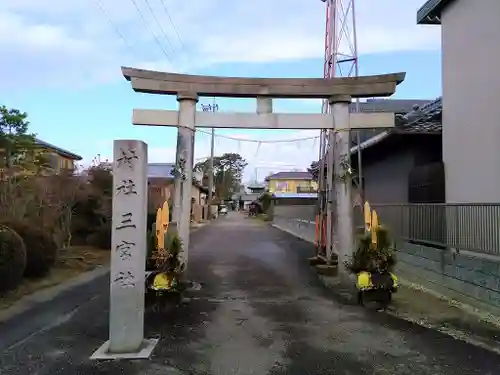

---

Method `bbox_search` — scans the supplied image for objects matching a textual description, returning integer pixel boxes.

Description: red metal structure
[316,0,360,257]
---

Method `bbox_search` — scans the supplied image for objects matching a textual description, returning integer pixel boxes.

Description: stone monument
[91,140,158,360]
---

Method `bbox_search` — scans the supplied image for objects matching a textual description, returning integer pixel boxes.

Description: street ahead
[0,212,499,374]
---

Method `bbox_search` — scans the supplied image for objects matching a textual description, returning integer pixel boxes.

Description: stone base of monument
[90,338,159,360]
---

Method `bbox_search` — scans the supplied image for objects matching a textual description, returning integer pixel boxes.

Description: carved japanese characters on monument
[116,212,136,231]
[114,270,136,288]
[115,240,135,260]
[116,179,138,195]
[116,147,138,169]
[112,144,140,289]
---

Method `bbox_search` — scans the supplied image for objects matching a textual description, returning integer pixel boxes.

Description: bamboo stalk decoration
[371,210,379,248]
[364,201,372,232]
[161,201,169,234]
[154,201,170,268]
[363,200,379,248]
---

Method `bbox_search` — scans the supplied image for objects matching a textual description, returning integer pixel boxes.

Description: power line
[143,0,177,55]
[128,0,174,65]
[92,0,133,53]
[158,0,185,49]
[195,129,319,144]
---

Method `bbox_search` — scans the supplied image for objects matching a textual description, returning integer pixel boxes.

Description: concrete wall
[272,204,317,243]
[396,241,500,315]
[442,0,500,203]
[363,148,414,204]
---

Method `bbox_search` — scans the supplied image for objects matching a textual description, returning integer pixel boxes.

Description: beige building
[418,0,500,203]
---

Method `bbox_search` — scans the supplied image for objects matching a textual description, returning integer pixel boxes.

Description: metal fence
[371,203,500,256]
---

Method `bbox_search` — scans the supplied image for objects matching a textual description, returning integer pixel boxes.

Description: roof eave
[35,138,83,161]
[417,0,456,25]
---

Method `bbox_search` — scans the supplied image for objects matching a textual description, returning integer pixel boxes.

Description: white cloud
[0,0,440,88]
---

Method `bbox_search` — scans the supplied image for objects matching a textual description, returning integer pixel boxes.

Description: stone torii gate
[122,67,404,265]
[92,67,405,359]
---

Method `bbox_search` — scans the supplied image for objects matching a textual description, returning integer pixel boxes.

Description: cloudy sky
[0,0,442,182]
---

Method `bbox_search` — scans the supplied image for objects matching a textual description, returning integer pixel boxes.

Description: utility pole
[201,99,218,219]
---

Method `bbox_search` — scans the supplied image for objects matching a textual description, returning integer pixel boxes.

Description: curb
[0,266,110,323]
[271,223,314,244]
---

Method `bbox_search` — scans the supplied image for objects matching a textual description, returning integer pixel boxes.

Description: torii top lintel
[121,67,406,99]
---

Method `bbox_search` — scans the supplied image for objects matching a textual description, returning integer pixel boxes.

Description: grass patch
[0,246,109,310]
[391,284,500,345]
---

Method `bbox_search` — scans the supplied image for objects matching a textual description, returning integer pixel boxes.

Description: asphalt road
[0,212,499,374]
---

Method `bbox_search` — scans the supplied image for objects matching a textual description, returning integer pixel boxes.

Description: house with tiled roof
[310,97,444,204]
[33,138,82,172]
[265,171,317,194]
[147,163,209,216]
[351,97,444,205]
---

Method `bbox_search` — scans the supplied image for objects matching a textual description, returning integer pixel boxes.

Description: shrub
[86,223,111,250]
[345,226,396,274]
[2,221,59,278]
[259,192,272,213]
[0,225,27,294]
[163,231,184,274]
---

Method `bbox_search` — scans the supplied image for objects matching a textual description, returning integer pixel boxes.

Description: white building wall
[442,0,500,203]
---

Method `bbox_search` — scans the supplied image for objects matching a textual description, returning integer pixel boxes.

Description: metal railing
[372,203,500,256]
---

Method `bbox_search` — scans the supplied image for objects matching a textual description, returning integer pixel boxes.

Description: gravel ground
[0,212,499,374]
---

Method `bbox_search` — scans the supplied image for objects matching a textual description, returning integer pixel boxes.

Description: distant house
[238,193,261,211]
[247,183,266,194]
[1,138,83,172]
[266,171,317,194]
[147,163,209,213]
[34,138,83,171]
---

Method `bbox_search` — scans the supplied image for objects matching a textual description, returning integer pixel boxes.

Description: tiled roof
[266,171,312,180]
[309,97,443,173]
[35,138,82,160]
[351,99,432,114]
[147,163,209,193]
[395,97,442,134]
[148,163,175,178]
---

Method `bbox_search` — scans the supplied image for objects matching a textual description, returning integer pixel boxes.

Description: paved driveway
[0,212,499,374]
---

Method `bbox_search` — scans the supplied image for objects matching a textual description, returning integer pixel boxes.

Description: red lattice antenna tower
[317,0,360,257]
[325,0,359,83]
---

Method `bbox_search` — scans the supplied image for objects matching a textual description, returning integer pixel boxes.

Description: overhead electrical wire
[92,0,317,149]
[158,0,185,48]
[128,0,174,65]
[92,0,177,67]
[143,0,177,55]
[92,0,134,52]
[195,129,319,144]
